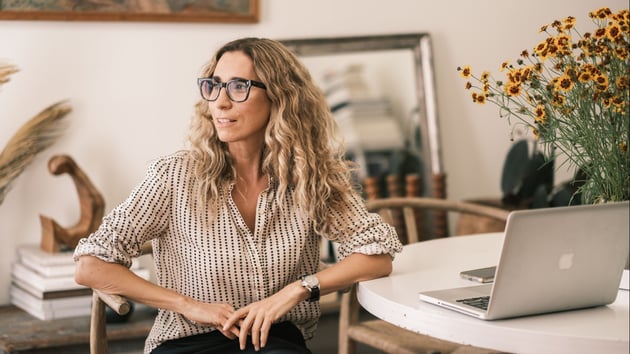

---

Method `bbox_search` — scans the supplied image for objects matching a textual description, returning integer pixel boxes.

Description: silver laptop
[419,201,629,320]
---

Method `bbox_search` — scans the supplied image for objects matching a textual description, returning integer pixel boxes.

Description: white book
[17,245,144,278]
[12,262,85,292]
[17,245,75,266]
[20,257,76,278]
[12,278,93,299]
[10,285,92,320]
[16,245,76,278]
[12,261,151,293]
[11,285,92,309]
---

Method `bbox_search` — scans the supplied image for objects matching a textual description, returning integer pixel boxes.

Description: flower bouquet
[459,7,629,204]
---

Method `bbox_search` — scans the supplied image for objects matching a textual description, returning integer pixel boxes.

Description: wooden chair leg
[338,286,359,354]
[90,291,108,354]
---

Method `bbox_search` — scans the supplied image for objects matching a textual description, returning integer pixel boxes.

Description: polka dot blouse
[74,151,402,354]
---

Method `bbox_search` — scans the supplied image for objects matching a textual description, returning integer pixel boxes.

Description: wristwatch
[301,275,320,302]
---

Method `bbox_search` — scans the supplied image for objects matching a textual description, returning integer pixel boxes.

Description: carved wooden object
[40,154,105,253]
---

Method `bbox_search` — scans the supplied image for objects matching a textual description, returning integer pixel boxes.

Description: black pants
[151,321,312,354]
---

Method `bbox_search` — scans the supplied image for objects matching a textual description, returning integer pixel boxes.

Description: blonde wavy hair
[189,37,360,237]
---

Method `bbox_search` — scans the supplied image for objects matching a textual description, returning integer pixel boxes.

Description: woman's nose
[214,87,232,108]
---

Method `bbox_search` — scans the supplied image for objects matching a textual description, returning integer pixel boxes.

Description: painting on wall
[0,0,259,23]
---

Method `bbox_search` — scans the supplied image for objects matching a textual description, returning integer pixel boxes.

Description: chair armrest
[94,289,130,315]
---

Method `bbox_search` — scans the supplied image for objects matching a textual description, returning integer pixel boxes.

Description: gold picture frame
[0,0,259,23]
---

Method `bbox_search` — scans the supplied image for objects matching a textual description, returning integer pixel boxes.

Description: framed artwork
[0,0,259,23]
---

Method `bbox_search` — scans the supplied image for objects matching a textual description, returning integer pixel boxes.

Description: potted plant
[459,7,629,205]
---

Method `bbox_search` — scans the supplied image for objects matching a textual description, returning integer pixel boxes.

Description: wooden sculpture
[40,155,105,253]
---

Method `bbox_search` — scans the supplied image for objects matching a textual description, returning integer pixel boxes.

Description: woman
[74,37,403,354]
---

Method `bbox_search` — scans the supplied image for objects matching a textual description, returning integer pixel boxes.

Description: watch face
[303,275,319,287]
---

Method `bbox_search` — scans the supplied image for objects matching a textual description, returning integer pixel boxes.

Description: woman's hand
[223,281,307,351]
[183,301,241,339]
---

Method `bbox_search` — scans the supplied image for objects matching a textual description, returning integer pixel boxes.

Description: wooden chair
[338,196,510,354]
[89,242,153,354]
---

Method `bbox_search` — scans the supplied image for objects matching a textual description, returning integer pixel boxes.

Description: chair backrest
[365,196,511,244]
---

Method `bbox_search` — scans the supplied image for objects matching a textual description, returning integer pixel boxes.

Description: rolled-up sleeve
[328,194,403,260]
[73,158,172,268]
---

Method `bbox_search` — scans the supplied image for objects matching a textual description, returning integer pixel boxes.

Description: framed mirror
[280,33,443,200]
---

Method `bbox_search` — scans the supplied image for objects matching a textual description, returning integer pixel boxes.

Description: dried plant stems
[0,62,71,204]
[0,62,19,85]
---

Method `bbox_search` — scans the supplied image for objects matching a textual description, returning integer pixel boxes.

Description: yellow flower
[459,65,472,78]
[551,93,566,107]
[594,27,607,40]
[602,96,613,108]
[578,70,593,82]
[615,77,628,90]
[593,74,609,91]
[563,16,576,30]
[532,127,540,139]
[504,82,522,96]
[613,46,628,60]
[589,7,612,20]
[607,24,622,41]
[555,74,574,92]
[534,39,550,60]
[471,92,486,104]
[534,104,546,124]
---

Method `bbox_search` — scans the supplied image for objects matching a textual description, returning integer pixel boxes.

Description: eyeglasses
[197,77,267,102]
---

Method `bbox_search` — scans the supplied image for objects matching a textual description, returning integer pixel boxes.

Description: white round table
[357,233,629,354]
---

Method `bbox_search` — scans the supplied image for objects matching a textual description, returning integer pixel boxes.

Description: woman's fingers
[249,315,266,350]
[259,317,272,349]
[238,311,253,350]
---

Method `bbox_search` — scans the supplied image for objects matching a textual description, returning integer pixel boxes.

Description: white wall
[0,0,625,304]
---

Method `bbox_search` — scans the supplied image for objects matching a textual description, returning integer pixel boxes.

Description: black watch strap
[307,285,320,302]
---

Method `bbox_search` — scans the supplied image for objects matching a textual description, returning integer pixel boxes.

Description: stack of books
[10,245,150,320]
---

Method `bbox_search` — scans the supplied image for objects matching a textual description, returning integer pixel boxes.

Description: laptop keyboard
[457,296,490,310]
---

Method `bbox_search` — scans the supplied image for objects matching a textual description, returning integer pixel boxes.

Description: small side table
[0,304,155,354]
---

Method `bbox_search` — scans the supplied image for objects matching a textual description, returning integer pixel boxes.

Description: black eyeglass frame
[197,78,267,102]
